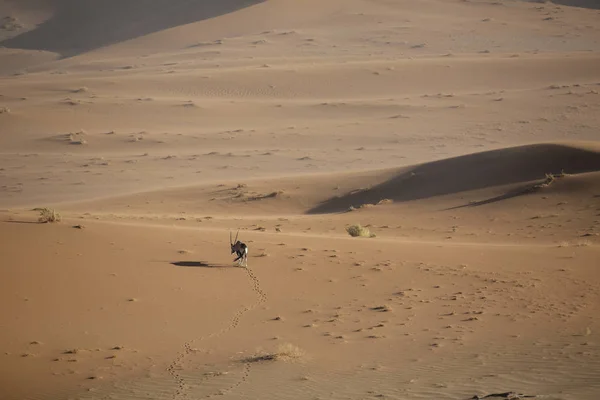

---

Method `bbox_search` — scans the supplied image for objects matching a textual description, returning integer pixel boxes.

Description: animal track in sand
[167,262,268,399]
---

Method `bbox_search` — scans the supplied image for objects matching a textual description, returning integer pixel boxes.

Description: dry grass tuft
[377,199,393,205]
[243,343,304,363]
[576,240,592,247]
[371,305,393,312]
[1,16,23,30]
[557,239,593,248]
[536,173,556,188]
[346,224,375,238]
[68,131,87,145]
[532,171,568,191]
[246,191,284,201]
[34,208,61,223]
[358,203,375,209]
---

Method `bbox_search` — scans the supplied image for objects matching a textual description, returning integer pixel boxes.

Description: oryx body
[230,230,248,267]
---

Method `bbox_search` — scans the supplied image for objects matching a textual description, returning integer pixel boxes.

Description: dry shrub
[35,208,61,223]
[346,224,374,238]
[533,171,567,191]
[1,16,23,30]
[536,173,556,188]
[68,131,87,145]
[275,343,304,360]
[557,240,592,248]
[244,343,304,363]
[246,191,284,201]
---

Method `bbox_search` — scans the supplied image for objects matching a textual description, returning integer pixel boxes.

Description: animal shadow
[171,261,230,268]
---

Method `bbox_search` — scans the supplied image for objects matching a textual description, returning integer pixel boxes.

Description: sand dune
[1,0,600,399]
[309,142,600,213]
[62,141,600,217]
[0,0,265,57]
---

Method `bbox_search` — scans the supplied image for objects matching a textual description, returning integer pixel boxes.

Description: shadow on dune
[446,183,544,210]
[1,0,265,57]
[2,219,41,224]
[450,170,600,209]
[307,143,600,214]
[522,0,600,10]
[171,261,230,268]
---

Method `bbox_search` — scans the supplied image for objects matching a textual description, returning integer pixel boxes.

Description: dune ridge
[309,142,600,213]
[0,0,266,57]
[58,141,600,217]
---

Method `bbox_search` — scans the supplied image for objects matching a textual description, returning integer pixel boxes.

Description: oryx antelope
[230,230,248,267]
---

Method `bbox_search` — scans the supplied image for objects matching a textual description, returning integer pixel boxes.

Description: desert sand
[1,1,600,399]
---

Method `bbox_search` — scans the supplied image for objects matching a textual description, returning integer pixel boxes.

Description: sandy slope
[1,0,600,399]
[2,207,600,400]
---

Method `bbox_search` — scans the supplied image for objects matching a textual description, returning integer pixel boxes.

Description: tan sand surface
[1,1,600,399]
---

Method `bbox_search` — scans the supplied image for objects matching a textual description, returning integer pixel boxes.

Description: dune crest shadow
[1,0,265,57]
[525,0,600,10]
[307,143,600,214]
